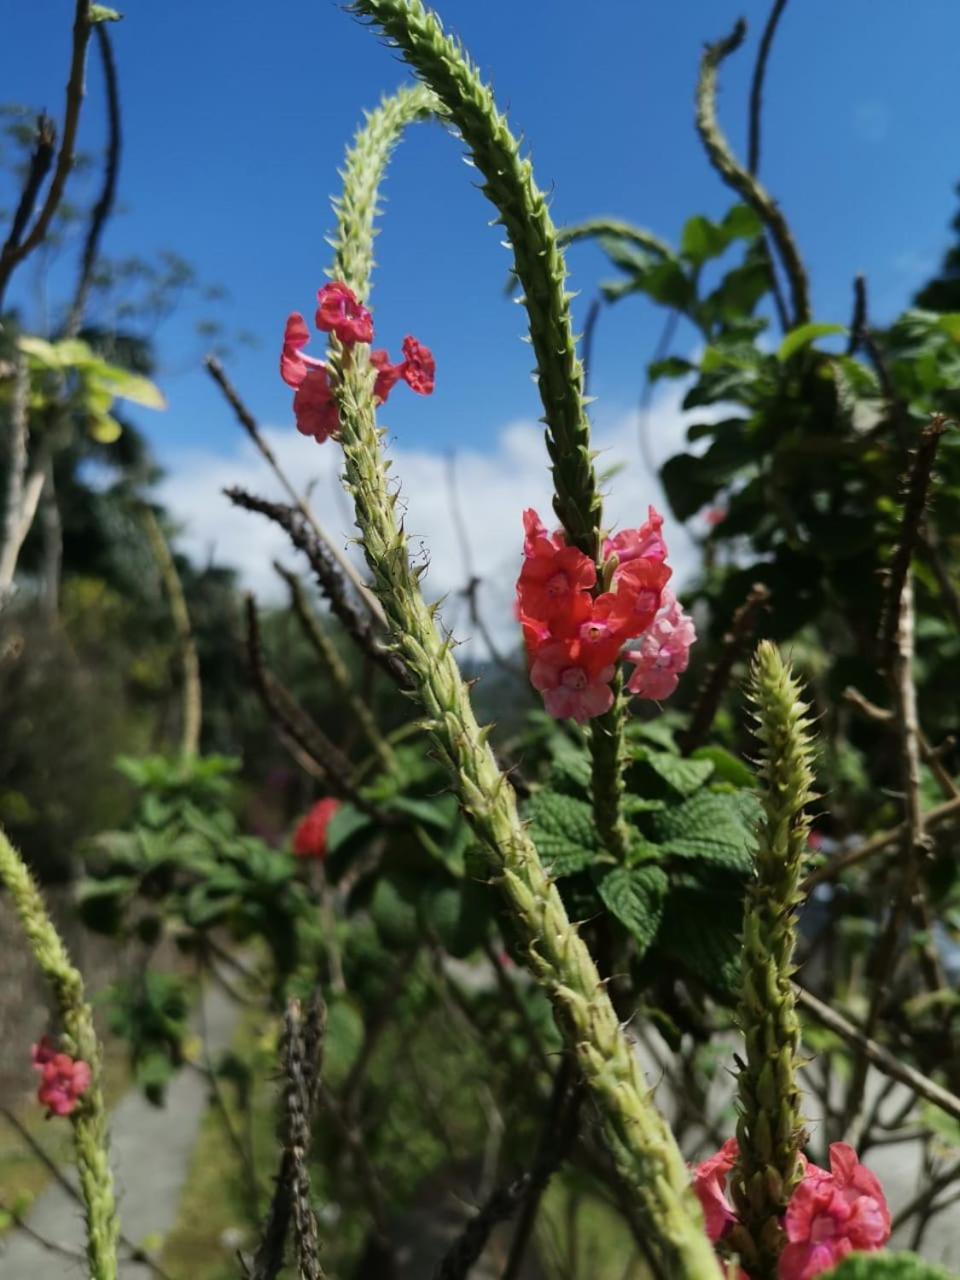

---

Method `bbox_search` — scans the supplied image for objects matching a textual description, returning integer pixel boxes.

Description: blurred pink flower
[625,590,696,701]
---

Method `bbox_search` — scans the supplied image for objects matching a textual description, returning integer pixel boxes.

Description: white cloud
[159,388,704,661]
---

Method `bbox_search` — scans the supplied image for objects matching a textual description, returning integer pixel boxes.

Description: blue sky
[3,1,960,634]
[4,0,960,459]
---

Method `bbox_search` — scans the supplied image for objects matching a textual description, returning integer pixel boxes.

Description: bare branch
[227,488,410,690]
[0,115,56,265]
[696,19,811,327]
[64,23,121,337]
[747,0,789,177]
[0,0,96,310]
[142,507,202,756]
[679,583,770,755]
[205,355,386,626]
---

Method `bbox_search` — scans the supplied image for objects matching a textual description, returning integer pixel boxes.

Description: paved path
[0,981,240,1279]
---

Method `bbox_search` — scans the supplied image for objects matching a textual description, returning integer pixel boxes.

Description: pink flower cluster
[516,506,696,722]
[292,797,341,860]
[280,282,435,443]
[31,1037,92,1118]
[693,1139,891,1280]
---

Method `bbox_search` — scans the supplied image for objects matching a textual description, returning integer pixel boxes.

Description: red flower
[293,798,341,860]
[522,508,564,558]
[371,349,403,402]
[517,543,596,630]
[293,367,340,443]
[529,639,616,724]
[280,313,316,387]
[625,590,696,702]
[32,1039,91,1118]
[614,558,672,638]
[315,282,373,346]
[400,336,436,395]
[779,1144,890,1280]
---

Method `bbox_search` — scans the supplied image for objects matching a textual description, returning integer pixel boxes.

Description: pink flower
[371,349,403,402]
[400,335,435,395]
[32,1041,91,1117]
[315,282,373,346]
[280,312,323,388]
[625,590,696,701]
[529,639,615,723]
[293,798,341,860]
[693,1137,739,1243]
[604,505,668,569]
[779,1144,890,1280]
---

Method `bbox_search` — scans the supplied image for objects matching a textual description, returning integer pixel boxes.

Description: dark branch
[65,23,121,337]
[0,0,95,310]
[0,115,56,265]
[878,415,951,665]
[679,583,770,755]
[747,0,790,176]
[227,488,410,690]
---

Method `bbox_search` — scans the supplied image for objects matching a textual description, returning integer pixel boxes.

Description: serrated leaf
[525,790,601,876]
[597,866,668,956]
[643,751,715,797]
[659,880,744,996]
[652,790,759,872]
[777,322,847,362]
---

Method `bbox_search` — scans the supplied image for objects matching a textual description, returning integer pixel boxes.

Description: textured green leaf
[691,746,756,789]
[597,866,668,956]
[777,322,847,362]
[525,790,601,876]
[659,879,744,996]
[642,751,715,797]
[652,790,758,872]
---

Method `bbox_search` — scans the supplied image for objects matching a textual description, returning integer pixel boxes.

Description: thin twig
[801,792,960,891]
[0,1196,90,1263]
[846,274,867,356]
[501,1057,583,1280]
[283,999,325,1280]
[878,415,951,664]
[581,295,602,401]
[143,506,202,756]
[696,19,811,327]
[679,583,770,754]
[747,0,789,177]
[275,560,394,766]
[243,594,381,813]
[842,686,958,800]
[795,987,960,1124]
[252,993,326,1280]
[227,488,410,690]
[0,115,56,265]
[64,23,121,338]
[0,357,32,605]
[205,355,386,626]
[746,0,792,333]
[0,1108,177,1280]
[0,0,95,310]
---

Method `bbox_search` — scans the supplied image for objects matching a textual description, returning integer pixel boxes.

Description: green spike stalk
[348,0,632,859]
[729,642,817,1278]
[0,824,119,1280]
[320,70,721,1277]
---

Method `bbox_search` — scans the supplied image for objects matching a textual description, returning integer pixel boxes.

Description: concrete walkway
[0,981,240,1279]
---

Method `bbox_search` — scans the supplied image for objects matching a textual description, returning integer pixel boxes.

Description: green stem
[730,643,816,1278]
[321,70,720,1278]
[349,0,629,859]
[0,825,119,1280]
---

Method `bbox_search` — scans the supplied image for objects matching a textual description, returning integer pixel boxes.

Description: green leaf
[597,866,668,956]
[369,874,421,948]
[777,322,847,362]
[648,357,695,382]
[90,5,123,21]
[642,752,715,797]
[91,362,166,409]
[691,746,756,789]
[525,790,602,876]
[17,335,60,366]
[652,790,759,873]
[680,216,730,266]
[822,1254,955,1279]
[720,204,763,240]
[659,878,744,996]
